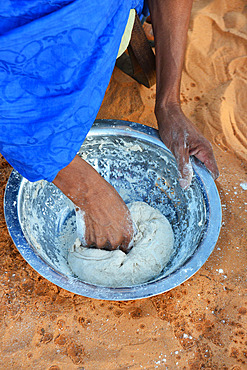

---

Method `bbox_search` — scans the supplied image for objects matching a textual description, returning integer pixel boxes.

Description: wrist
[52,155,96,204]
[155,85,181,111]
[154,101,185,137]
[155,99,181,119]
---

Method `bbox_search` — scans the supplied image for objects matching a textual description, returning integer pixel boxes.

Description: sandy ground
[0,0,247,368]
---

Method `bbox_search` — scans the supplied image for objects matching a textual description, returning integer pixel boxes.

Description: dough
[68,202,174,287]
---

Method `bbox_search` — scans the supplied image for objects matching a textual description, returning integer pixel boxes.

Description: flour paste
[68,202,174,287]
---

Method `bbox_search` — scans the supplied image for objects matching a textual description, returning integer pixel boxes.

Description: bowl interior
[18,130,207,284]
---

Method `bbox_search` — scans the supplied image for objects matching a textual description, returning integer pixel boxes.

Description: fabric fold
[0,0,146,181]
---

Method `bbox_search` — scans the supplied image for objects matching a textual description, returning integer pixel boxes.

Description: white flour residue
[240,182,247,190]
[124,142,143,152]
[75,208,86,245]
[178,159,193,189]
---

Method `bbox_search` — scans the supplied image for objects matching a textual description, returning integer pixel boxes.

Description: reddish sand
[0,0,247,368]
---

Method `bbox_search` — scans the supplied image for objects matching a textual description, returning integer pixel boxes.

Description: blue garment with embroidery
[0,0,146,181]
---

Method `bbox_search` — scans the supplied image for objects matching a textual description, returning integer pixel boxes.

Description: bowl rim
[4,119,222,300]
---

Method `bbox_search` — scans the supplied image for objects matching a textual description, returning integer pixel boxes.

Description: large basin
[4,120,221,300]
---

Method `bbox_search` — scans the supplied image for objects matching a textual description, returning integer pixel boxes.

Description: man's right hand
[53,155,134,253]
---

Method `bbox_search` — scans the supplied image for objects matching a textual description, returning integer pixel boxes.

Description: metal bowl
[4,120,221,300]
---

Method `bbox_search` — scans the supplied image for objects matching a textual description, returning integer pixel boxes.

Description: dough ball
[68,201,174,287]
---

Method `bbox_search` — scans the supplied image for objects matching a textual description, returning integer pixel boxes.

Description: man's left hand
[156,103,219,189]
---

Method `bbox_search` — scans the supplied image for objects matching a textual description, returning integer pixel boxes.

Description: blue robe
[0,0,147,181]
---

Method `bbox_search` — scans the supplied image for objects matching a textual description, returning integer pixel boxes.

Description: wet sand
[0,0,247,368]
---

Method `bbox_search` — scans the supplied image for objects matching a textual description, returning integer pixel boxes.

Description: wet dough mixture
[68,202,174,287]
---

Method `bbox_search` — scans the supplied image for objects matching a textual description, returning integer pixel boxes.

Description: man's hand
[53,155,134,252]
[156,103,219,188]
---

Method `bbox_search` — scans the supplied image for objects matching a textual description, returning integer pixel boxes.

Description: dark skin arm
[53,155,134,252]
[148,0,219,187]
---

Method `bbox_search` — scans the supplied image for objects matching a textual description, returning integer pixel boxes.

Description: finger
[119,238,133,254]
[192,145,219,180]
[85,218,96,247]
[88,243,97,249]
[118,224,135,253]
[119,225,135,253]
[95,221,120,250]
[107,231,122,251]
[172,141,192,189]
[106,212,134,251]
[84,217,90,246]
[95,235,108,249]
[203,156,219,180]
[102,240,114,251]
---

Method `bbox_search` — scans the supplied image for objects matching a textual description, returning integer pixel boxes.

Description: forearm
[148,0,193,107]
[52,155,99,205]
